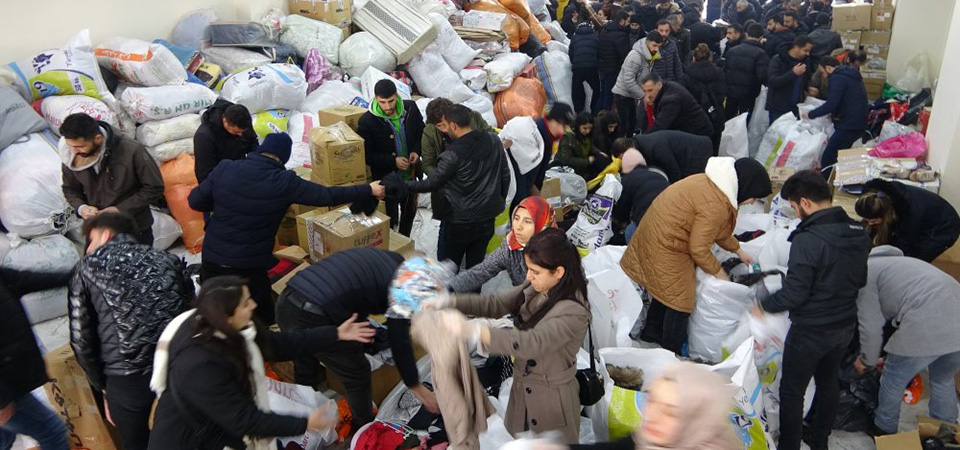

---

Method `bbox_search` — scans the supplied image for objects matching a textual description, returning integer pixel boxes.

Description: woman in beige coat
[621,157,771,354]
[436,228,591,443]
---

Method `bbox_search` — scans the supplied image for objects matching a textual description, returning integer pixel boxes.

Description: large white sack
[146,138,194,163]
[546,40,569,54]
[498,116,544,175]
[460,68,487,91]
[151,209,182,250]
[5,30,116,105]
[360,67,412,101]
[709,338,778,450]
[590,347,679,441]
[461,94,497,129]
[266,378,339,449]
[687,268,754,363]
[136,114,202,147]
[0,86,48,150]
[543,21,571,45]
[407,44,475,103]
[534,50,573,106]
[218,63,308,113]
[287,111,320,143]
[41,95,119,134]
[0,132,72,238]
[582,246,645,349]
[0,234,10,262]
[300,80,368,112]
[120,84,217,122]
[755,113,829,171]
[484,53,533,93]
[427,13,481,72]
[567,174,622,250]
[747,86,769,158]
[719,112,749,159]
[339,32,397,78]
[20,287,69,324]
[415,97,433,123]
[281,14,343,63]
[95,37,188,86]
[200,46,272,74]
[2,234,80,273]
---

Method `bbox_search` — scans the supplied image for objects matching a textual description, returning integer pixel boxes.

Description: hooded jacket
[612,38,659,99]
[760,207,871,326]
[357,99,425,181]
[597,21,633,74]
[764,29,797,57]
[188,153,371,269]
[69,234,193,390]
[681,60,727,127]
[554,131,603,177]
[61,121,164,234]
[724,39,770,101]
[647,81,715,137]
[808,65,868,131]
[613,166,670,225]
[652,38,685,82]
[569,24,600,70]
[406,129,510,224]
[766,46,810,115]
[807,26,842,60]
[193,99,259,183]
[635,130,713,183]
[862,179,960,262]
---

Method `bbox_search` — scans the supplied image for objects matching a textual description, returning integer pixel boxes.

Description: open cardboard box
[271,261,312,295]
[876,429,922,450]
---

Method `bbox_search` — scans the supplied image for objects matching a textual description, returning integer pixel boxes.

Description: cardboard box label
[832,3,872,31]
[307,208,390,260]
[316,104,367,131]
[871,4,895,30]
[840,31,862,51]
[289,0,352,28]
[309,121,367,185]
[861,30,892,46]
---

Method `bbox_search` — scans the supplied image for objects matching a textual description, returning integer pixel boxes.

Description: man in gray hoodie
[612,31,665,136]
[855,245,960,436]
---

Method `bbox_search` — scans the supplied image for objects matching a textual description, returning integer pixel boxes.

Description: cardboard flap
[875,429,922,450]
[310,121,362,145]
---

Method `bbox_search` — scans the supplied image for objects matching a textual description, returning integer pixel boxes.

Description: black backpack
[689,76,725,126]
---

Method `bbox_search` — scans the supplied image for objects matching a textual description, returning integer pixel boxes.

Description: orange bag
[160,154,204,253]
[494,77,547,127]
[500,0,552,44]
[464,0,530,50]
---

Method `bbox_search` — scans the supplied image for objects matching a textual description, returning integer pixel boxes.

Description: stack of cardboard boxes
[288,0,353,38]
[832,0,896,100]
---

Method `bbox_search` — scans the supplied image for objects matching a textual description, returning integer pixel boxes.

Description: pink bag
[304,48,334,94]
[869,132,927,159]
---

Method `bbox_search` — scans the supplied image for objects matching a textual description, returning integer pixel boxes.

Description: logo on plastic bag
[32,53,54,72]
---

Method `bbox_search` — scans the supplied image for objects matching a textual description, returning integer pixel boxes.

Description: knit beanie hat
[621,149,647,174]
[259,133,293,164]
[734,158,772,204]
[630,14,643,25]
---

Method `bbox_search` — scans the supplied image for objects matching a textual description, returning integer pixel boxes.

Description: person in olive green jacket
[553,112,609,179]
[421,98,495,176]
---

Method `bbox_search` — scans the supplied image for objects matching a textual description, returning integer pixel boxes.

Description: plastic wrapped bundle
[217,63,307,113]
[387,257,457,320]
[338,32,398,78]
[281,14,343,63]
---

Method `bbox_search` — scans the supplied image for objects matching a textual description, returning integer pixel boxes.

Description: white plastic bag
[200,46,272,74]
[460,67,488,91]
[461,94,496,129]
[894,53,931,92]
[709,338,777,450]
[147,138,194,163]
[428,13,481,72]
[543,21,570,45]
[0,132,72,238]
[747,87,769,158]
[287,111,320,143]
[219,63,307,114]
[95,37,188,86]
[407,44,476,103]
[719,113,749,159]
[170,8,219,48]
[360,66,412,101]
[567,174,622,250]
[755,113,829,171]
[590,347,679,441]
[688,269,754,363]
[151,209,182,250]
[499,116,544,175]
[266,378,339,449]
[484,53,533,93]
[136,114,201,147]
[41,95,119,133]
[281,14,344,63]
[534,50,573,106]
[545,167,588,207]
[878,120,915,143]
[338,32,398,78]
[6,30,116,104]
[583,246,645,349]
[300,80,368,112]
[120,83,217,122]
[2,234,80,274]
[546,40,569,54]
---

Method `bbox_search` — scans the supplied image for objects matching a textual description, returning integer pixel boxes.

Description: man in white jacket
[612,31,664,136]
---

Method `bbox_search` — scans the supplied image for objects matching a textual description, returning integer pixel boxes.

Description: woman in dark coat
[592,110,621,154]
[680,44,727,154]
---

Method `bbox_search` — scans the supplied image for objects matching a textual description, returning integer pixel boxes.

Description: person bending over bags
[426,228,590,443]
[147,276,375,450]
[621,157,772,355]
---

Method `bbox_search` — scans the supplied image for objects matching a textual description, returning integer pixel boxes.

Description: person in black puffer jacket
[596,14,633,111]
[569,22,601,113]
[612,141,670,242]
[188,134,383,325]
[69,212,194,450]
[687,15,722,57]
[766,35,812,124]
[634,129,713,182]
[1,268,72,449]
[681,44,727,153]
[640,74,714,138]
[723,23,769,119]
[805,64,867,173]
[404,105,511,270]
[192,99,258,183]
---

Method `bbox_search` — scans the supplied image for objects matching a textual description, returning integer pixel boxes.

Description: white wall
[0,0,287,63]
[885,0,955,86]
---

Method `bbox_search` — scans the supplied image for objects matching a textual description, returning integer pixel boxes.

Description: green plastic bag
[252,109,291,141]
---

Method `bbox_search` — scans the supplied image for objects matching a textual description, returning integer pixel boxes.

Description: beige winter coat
[455,282,590,444]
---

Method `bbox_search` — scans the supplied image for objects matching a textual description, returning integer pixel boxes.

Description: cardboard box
[44,345,118,450]
[864,44,889,58]
[297,209,329,249]
[871,4,896,30]
[462,10,508,31]
[288,167,319,217]
[388,230,415,255]
[875,429,921,450]
[307,207,390,261]
[309,122,367,185]
[832,3,872,31]
[289,0,352,29]
[862,69,887,100]
[861,30,892,47]
[541,177,562,208]
[316,105,367,131]
[763,167,795,212]
[274,245,310,265]
[840,30,862,51]
[271,261,311,295]
[277,215,299,247]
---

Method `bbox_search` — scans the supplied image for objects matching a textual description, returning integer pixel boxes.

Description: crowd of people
[2,0,960,450]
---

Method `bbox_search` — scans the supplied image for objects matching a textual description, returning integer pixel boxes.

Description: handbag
[577,322,604,406]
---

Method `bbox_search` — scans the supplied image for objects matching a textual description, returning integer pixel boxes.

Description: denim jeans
[819,128,863,179]
[597,73,618,112]
[0,393,69,450]
[875,350,960,433]
[624,222,638,244]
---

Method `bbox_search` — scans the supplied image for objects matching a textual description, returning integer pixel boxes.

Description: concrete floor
[27,201,950,449]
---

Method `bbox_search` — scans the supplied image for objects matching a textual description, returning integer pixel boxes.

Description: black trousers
[778,323,855,450]
[614,95,638,137]
[105,374,155,450]
[275,290,374,428]
[136,227,154,247]
[200,262,275,324]
[386,193,418,237]
[439,220,496,271]
[572,68,600,113]
[724,96,755,120]
[639,297,689,355]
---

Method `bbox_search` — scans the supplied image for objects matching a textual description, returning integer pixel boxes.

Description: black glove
[349,196,379,216]
[381,172,411,200]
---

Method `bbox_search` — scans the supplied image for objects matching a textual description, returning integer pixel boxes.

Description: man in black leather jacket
[405,105,511,270]
[69,212,194,450]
